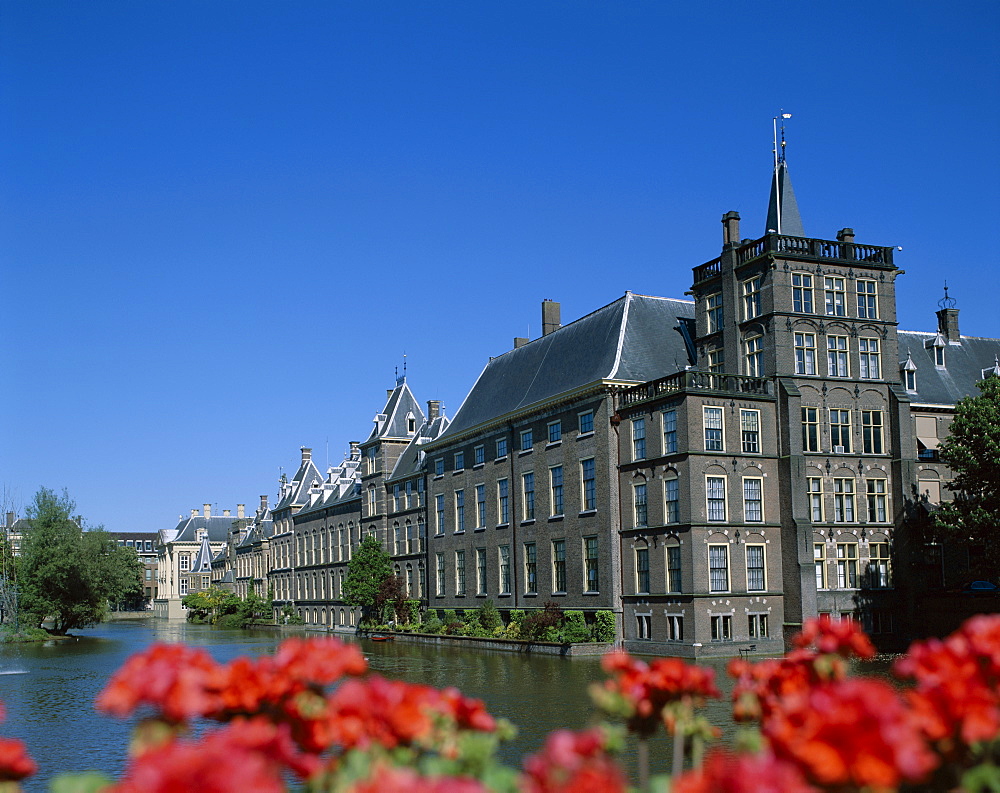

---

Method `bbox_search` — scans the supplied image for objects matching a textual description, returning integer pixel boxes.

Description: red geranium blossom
[348,763,488,793]
[521,728,627,793]
[794,615,876,659]
[671,749,816,793]
[0,737,37,782]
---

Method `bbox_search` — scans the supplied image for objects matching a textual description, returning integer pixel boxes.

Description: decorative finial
[773,110,792,167]
[938,281,957,310]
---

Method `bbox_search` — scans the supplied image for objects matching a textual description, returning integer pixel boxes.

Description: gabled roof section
[366,378,425,442]
[898,331,1000,405]
[272,452,324,513]
[165,515,239,544]
[765,161,805,237]
[439,293,695,440]
[388,414,452,481]
[193,536,215,572]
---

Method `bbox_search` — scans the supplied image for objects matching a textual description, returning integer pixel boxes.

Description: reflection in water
[0,621,739,790]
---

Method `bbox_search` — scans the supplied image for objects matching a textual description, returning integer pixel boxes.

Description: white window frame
[856,279,878,319]
[742,477,763,522]
[746,544,766,591]
[706,476,727,522]
[859,338,881,379]
[794,332,817,375]
[708,544,729,592]
[792,272,814,313]
[704,406,724,452]
[741,409,761,454]
[578,410,594,435]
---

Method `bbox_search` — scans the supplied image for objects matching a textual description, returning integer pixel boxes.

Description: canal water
[0,620,739,790]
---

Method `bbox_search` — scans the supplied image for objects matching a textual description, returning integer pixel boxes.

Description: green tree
[343,535,393,620]
[933,377,1000,578]
[17,488,143,634]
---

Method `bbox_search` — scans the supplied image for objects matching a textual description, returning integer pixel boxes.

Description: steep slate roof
[898,330,1000,405]
[765,160,805,237]
[160,515,236,545]
[440,293,695,440]
[366,379,425,441]
[388,414,452,482]
[193,537,215,572]
[272,454,324,513]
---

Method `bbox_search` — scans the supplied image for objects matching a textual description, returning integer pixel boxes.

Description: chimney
[427,400,441,421]
[514,337,529,349]
[301,447,312,463]
[203,503,211,518]
[936,285,961,343]
[5,511,13,529]
[190,509,198,519]
[223,509,230,517]
[237,504,245,519]
[542,300,561,336]
[387,389,394,400]
[721,211,741,247]
[349,441,360,459]
[836,228,855,243]
[257,495,268,519]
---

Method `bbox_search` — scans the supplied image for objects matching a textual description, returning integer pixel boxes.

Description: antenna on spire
[938,281,957,310]
[403,352,407,377]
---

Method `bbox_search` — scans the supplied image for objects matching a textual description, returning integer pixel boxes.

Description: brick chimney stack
[722,211,741,247]
[427,400,441,421]
[514,337,529,349]
[301,447,312,463]
[542,300,561,336]
[203,503,211,518]
[237,504,245,519]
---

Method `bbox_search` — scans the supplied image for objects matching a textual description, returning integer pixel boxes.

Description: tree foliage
[342,535,392,616]
[17,488,143,634]
[933,377,1000,576]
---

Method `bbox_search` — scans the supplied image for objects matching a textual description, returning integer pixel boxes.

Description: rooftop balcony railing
[620,370,771,407]
[693,233,896,284]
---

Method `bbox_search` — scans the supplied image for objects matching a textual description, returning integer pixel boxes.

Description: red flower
[96,643,223,723]
[896,613,1000,751]
[521,729,627,793]
[0,737,37,782]
[762,677,936,789]
[794,615,875,659]
[348,763,487,793]
[671,749,816,793]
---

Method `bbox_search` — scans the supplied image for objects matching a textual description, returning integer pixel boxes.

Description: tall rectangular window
[393,484,402,512]
[857,280,878,318]
[552,540,566,592]
[548,421,562,444]
[742,276,762,320]
[435,494,445,535]
[578,411,594,434]
[636,548,650,594]
[794,332,817,375]
[866,479,888,522]
[712,614,733,641]
[634,483,648,527]
[830,409,852,453]
[859,338,881,379]
[743,478,763,522]
[497,479,509,524]
[827,336,849,377]
[636,614,651,640]
[496,438,507,458]
[662,409,677,454]
[741,409,760,453]
[455,550,466,595]
[520,429,533,452]
[550,466,564,516]
[704,406,724,451]
[435,458,444,477]
[476,548,487,595]
[455,490,465,532]
[833,479,855,522]
[666,545,682,593]
[524,542,537,593]
[748,613,769,638]
[814,543,828,589]
[709,545,729,592]
[707,348,724,373]
[394,524,403,554]
[632,418,646,460]
[666,614,683,641]
[664,478,679,523]
[808,477,824,522]
[436,553,445,596]
[825,277,846,316]
[522,473,535,520]
[837,543,858,588]
[499,546,511,594]
[745,335,764,377]
[792,272,814,313]
[474,445,485,466]
[868,542,891,588]
[454,451,465,471]
[584,537,599,592]
[581,459,596,511]
[707,293,723,333]
[862,410,884,455]
[802,407,820,452]
[706,476,727,522]
[405,480,413,509]
[746,545,766,591]
[475,484,486,528]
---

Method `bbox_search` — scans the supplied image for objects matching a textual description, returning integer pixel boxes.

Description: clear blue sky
[2,1,998,532]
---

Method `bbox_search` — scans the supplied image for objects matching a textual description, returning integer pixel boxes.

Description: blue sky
[2,1,998,532]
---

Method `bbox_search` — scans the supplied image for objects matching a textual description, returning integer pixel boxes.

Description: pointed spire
[766,161,805,237]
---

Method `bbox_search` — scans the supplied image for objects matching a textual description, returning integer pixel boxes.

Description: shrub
[522,602,564,641]
[476,600,502,633]
[562,611,590,643]
[443,609,458,625]
[593,610,616,642]
[421,616,443,634]
[508,609,525,627]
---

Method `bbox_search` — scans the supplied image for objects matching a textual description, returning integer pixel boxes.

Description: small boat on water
[370,634,394,642]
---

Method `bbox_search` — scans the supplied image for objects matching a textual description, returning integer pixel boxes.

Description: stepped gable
[898,331,1000,404]
[441,293,694,439]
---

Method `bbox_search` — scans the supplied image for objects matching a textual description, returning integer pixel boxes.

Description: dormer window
[905,369,916,391]
[901,352,918,392]
[406,412,416,434]
[925,333,946,368]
